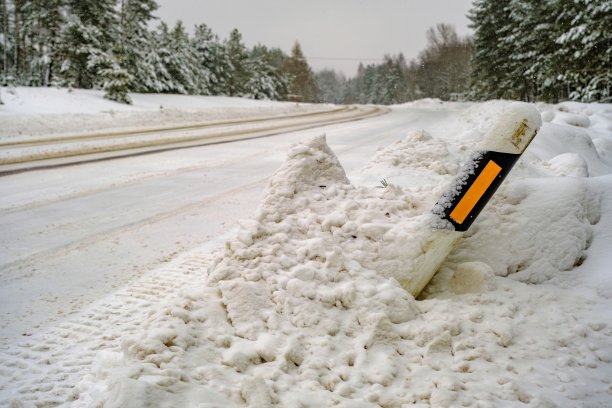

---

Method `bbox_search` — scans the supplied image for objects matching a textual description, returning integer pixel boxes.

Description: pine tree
[469,0,610,102]
[243,58,275,99]
[1,0,8,81]
[191,23,230,95]
[244,55,288,100]
[147,21,197,94]
[555,0,611,102]
[117,0,158,92]
[21,0,65,86]
[101,60,132,103]
[225,28,249,96]
[468,0,513,99]
[283,42,318,102]
[57,0,119,89]
[247,45,288,100]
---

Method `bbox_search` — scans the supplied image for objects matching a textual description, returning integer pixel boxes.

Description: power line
[306,56,384,62]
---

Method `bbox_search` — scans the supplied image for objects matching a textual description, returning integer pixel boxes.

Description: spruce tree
[146,21,197,94]
[191,23,230,95]
[21,0,65,86]
[117,0,158,92]
[1,0,9,82]
[247,45,288,100]
[225,28,249,96]
[502,0,540,101]
[101,60,132,103]
[555,0,611,101]
[468,0,513,99]
[141,24,173,93]
[57,0,119,89]
[469,0,610,102]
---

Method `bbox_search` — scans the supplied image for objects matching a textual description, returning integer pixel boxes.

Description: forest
[0,0,610,105]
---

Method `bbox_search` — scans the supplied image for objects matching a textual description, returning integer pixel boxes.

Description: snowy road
[2,98,612,407]
[0,104,461,344]
[0,105,384,173]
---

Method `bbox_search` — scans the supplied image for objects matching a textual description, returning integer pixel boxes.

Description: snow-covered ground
[1,90,612,407]
[0,87,332,138]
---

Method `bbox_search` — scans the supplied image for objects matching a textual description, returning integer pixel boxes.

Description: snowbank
[0,87,332,138]
[82,100,612,407]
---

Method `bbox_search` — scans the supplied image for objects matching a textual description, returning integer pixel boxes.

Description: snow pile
[448,177,599,283]
[364,130,459,177]
[359,130,459,209]
[86,135,430,406]
[80,101,612,407]
[81,97,612,407]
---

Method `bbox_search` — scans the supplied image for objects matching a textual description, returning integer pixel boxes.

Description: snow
[0,87,331,138]
[481,102,541,154]
[1,92,612,407]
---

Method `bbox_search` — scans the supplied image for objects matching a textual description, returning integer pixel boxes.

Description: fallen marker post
[403,102,542,298]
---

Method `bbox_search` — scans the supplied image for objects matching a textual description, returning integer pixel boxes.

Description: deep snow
[1,90,612,407]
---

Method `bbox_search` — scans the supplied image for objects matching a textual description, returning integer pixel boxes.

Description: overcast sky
[155,0,474,77]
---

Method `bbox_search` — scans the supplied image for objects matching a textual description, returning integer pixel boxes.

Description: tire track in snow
[0,106,348,148]
[0,247,217,407]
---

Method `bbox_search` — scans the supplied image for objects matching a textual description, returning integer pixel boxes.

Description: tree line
[316,23,473,105]
[0,0,317,104]
[316,0,611,105]
[469,0,611,103]
[1,0,610,105]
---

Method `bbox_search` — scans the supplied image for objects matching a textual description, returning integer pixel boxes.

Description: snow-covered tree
[225,28,249,96]
[315,69,346,103]
[1,0,8,82]
[469,0,611,102]
[145,21,197,94]
[57,0,118,89]
[191,23,230,95]
[21,0,65,85]
[247,45,288,100]
[101,60,132,104]
[117,0,159,92]
[554,0,612,102]
[468,0,513,100]
[244,57,285,100]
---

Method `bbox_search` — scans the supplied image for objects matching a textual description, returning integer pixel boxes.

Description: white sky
[154,0,474,77]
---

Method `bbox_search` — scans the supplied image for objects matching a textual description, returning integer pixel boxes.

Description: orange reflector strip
[450,160,502,224]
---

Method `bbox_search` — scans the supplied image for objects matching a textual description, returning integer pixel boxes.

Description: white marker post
[404,102,542,298]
